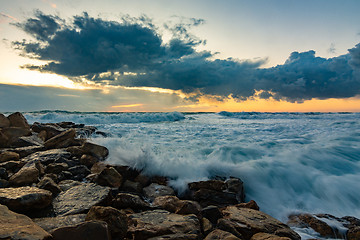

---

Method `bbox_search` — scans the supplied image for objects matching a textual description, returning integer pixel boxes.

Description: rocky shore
[0,112,359,240]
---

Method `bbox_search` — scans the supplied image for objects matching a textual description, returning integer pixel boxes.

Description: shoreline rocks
[0,112,357,240]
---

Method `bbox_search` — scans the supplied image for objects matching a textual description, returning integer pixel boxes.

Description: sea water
[23,111,360,238]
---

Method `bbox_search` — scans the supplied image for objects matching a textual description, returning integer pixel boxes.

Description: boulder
[53,182,110,216]
[153,195,183,213]
[189,180,227,191]
[37,176,61,195]
[193,188,238,207]
[44,128,76,149]
[202,217,213,236]
[204,229,241,240]
[0,204,52,240]
[82,142,109,160]
[13,145,46,158]
[86,206,128,239]
[202,205,223,225]
[51,220,111,240]
[148,233,199,240]
[0,187,52,211]
[128,210,201,239]
[10,134,44,148]
[348,226,360,240]
[0,160,22,171]
[0,179,9,188]
[251,232,291,240]
[1,127,31,144]
[45,162,69,174]
[143,183,175,201]
[236,200,260,211]
[0,131,8,147]
[80,154,98,168]
[9,160,41,186]
[8,112,30,129]
[58,179,83,191]
[22,149,71,165]
[112,192,150,211]
[176,200,201,216]
[33,214,86,233]
[225,177,245,202]
[32,122,65,139]
[90,161,108,174]
[0,151,19,162]
[68,165,91,181]
[122,179,143,193]
[0,113,10,128]
[0,167,8,179]
[218,207,300,240]
[96,166,123,188]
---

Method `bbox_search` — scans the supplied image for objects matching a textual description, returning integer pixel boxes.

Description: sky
[1,0,360,112]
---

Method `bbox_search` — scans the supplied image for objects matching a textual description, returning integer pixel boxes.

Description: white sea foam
[23,111,360,239]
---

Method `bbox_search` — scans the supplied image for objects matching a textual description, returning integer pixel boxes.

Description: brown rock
[143,183,176,201]
[0,151,20,162]
[37,176,61,196]
[0,187,52,212]
[135,173,151,187]
[45,162,69,174]
[251,232,291,240]
[153,195,183,213]
[204,229,241,240]
[236,200,260,211]
[0,113,10,128]
[33,214,86,233]
[348,226,360,240]
[44,128,76,149]
[287,214,336,238]
[10,134,44,148]
[189,179,226,191]
[85,206,128,239]
[13,145,46,158]
[9,162,40,186]
[58,179,83,191]
[0,131,8,147]
[176,200,201,216]
[0,204,52,240]
[193,188,238,207]
[97,166,123,188]
[112,192,150,211]
[90,161,108,174]
[32,122,65,140]
[148,233,199,240]
[226,177,245,202]
[8,112,30,129]
[128,210,201,239]
[122,179,143,193]
[82,142,109,160]
[219,207,300,240]
[202,205,223,225]
[80,154,98,168]
[202,217,213,236]
[0,160,22,171]
[38,130,47,141]
[51,220,111,240]
[1,127,31,144]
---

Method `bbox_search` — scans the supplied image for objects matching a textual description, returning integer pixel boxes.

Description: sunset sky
[1,0,360,112]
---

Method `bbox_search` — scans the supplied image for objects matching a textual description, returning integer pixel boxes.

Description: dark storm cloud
[12,11,360,102]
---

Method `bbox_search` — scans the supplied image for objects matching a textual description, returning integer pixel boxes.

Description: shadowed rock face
[33,214,87,233]
[52,182,110,216]
[0,187,52,211]
[0,204,52,240]
[128,210,201,239]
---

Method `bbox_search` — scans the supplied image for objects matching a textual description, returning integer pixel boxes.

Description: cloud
[12,11,360,102]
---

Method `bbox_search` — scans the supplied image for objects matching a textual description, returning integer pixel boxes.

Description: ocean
[23,111,360,238]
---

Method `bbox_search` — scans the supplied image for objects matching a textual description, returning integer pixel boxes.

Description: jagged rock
[57,171,73,181]
[32,122,65,140]
[1,127,31,144]
[45,162,69,174]
[236,200,260,210]
[0,167,8,179]
[38,130,47,141]
[80,154,98,168]
[33,214,86,232]
[148,233,199,240]
[0,160,22,171]
[348,226,360,240]
[202,217,213,236]
[37,176,61,195]
[150,175,169,185]
[10,134,44,148]
[66,145,84,157]
[135,173,151,187]
[8,112,30,129]
[0,151,19,162]
[112,192,150,211]
[43,173,58,182]
[226,177,245,202]
[96,166,123,188]
[9,160,41,186]
[193,188,238,207]
[189,180,227,191]
[51,220,111,240]
[86,206,128,239]
[68,165,91,181]
[251,232,291,240]
[44,128,76,149]
[90,161,108,174]
[128,210,201,239]
[176,200,201,216]
[22,149,71,165]
[58,179,83,191]
[153,196,183,213]
[0,204,52,240]
[82,142,109,160]
[204,229,241,240]
[122,179,143,193]
[0,187,52,211]
[0,113,10,128]
[13,145,46,158]
[143,183,175,201]
[202,205,223,225]
[54,157,77,167]
[53,182,110,216]
[219,206,300,240]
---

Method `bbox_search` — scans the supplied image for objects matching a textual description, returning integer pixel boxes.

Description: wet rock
[0,167,8,179]
[66,145,84,157]
[236,200,260,211]
[32,122,65,140]
[112,192,150,211]
[33,214,86,233]
[219,206,300,240]
[68,165,91,181]
[51,220,111,240]
[0,151,19,162]
[82,142,109,160]
[189,180,227,191]
[22,149,71,165]
[348,226,360,240]
[85,206,128,239]
[251,232,292,240]
[150,175,169,185]
[0,187,52,211]
[0,204,52,240]
[204,229,241,240]
[79,154,98,168]
[90,161,108,174]
[122,179,143,193]
[1,127,31,144]
[37,176,61,195]
[143,183,175,201]
[176,200,202,216]
[128,209,201,239]
[53,182,111,216]
[10,134,44,148]
[96,166,123,188]
[0,113,10,128]
[193,188,238,207]
[135,173,151,187]
[58,179,83,191]
[8,112,30,129]
[44,128,76,149]
[153,195,183,213]
[201,205,222,225]
[45,162,69,174]
[13,145,46,158]
[0,160,22,171]
[226,177,245,202]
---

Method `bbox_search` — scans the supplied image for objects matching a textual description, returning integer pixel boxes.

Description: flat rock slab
[53,182,110,216]
[0,204,52,240]
[128,209,201,239]
[0,187,52,212]
[23,149,71,165]
[219,207,301,240]
[33,214,86,233]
